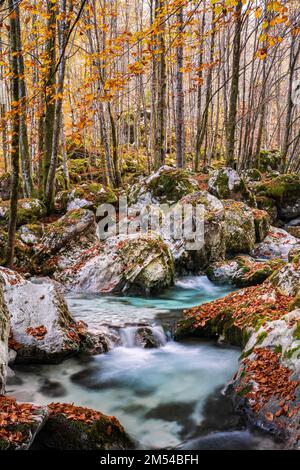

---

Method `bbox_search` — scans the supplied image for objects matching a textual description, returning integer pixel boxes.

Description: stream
[8,276,281,449]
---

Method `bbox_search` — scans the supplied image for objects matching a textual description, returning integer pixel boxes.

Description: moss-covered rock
[129,165,199,205]
[0,228,35,272]
[251,208,271,242]
[56,182,117,213]
[254,173,300,221]
[0,396,48,450]
[222,200,256,254]
[230,309,300,447]
[0,198,46,228]
[256,196,278,223]
[257,149,281,172]
[63,232,174,295]
[207,256,284,288]
[17,223,44,246]
[243,168,262,183]
[33,209,97,275]
[33,402,133,450]
[208,167,256,206]
[270,258,300,297]
[285,226,300,239]
[162,191,226,273]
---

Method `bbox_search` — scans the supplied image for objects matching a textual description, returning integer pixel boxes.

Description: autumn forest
[0,0,300,454]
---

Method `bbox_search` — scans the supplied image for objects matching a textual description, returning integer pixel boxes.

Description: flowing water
[9,276,280,449]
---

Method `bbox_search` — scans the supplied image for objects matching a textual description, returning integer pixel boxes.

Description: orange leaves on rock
[0,396,37,445]
[26,325,47,340]
[239,348,299,413]
[187,282,292,331]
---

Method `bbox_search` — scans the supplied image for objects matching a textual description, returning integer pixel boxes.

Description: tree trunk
[6,0,20,267]
[175,5,184,168]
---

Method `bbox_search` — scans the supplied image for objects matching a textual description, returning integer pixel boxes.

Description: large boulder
[254,173,300,221]
[162,191,226,273]
[208,167,255,206]
[270,259,300,297]
[0,198,46,227]
[175,280,300,447]
[33,403,133,450]
[56,183,117,213]
[33,208,97,275]
[250,227,300,260]
[207,256,284,288]
[5,280,81,363]
[62,232,174,295]
[129,165,199,205]
[0,283,9,394]
[230,309,300,447]
[223,200,256,254]
[251,208,271,242]
[0,396,48,450]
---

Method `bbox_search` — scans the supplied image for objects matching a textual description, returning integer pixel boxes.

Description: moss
[256,173,300,200]
[284,346,300,359]
[293,322,300,340]
[274,344,282,354]
[256,331,268,345]
[240,347,254,359]
[237,383,253,397]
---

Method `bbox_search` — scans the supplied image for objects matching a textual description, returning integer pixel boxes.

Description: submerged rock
[208,167,255,206]
[250,227,300,260]
[129,165,199,205]
[34,402,133,450]
[63,232,174,295]
[5,280,80,363]
[0,396,48,450]
[223,200,256,254]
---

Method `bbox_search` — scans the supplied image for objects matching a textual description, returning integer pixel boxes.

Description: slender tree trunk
[226,0,243,167]
[6,0,20,267]
[155,0,166,168]
[175,5,184,168]
[15,4,33,197]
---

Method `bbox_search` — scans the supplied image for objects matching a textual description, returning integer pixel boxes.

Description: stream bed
[9,276,281,449]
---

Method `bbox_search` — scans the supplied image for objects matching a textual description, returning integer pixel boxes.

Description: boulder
[129,165,199,205]
[5,280,81,363]
[162,191,226,273]
[175,280,300,447]
[243,168,262,183]
[254,173,300,221]
[256,196,278,223]
[223,200,256,254]
[34,208,97,275]
[0,396,48,450]
[230,309,300,447]
[0,229,33,271]
[56,182,117,213]
[208,167,255,206]
[17,224,44,246]
[257,149,281,172]
[270,259,300,297]
[250,227,300,260]
[62,232,174,295]
[207,256,284,288]
[0,198,46,227]
[34,402,133,450]
[0,283,9,394]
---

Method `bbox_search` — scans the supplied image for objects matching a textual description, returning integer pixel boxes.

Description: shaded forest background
[0,0,299,264]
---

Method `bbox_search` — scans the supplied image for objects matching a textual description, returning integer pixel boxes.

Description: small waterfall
[119,325,168,348]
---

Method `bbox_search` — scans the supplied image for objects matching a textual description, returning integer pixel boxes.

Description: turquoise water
[9,276,278,449]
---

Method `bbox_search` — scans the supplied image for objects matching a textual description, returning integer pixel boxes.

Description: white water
[9,276,277,449]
